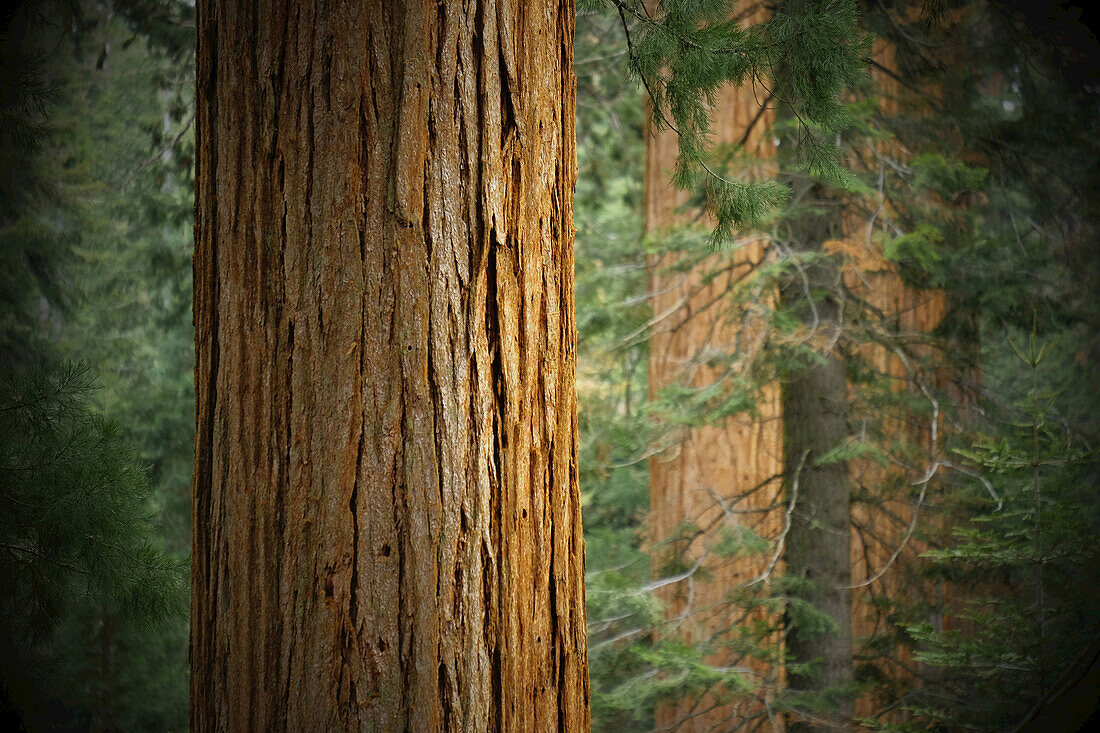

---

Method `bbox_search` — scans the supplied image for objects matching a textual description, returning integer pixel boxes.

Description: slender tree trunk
[777,245,854,730]
[190,2,589,730]
[775,4,853,716]
[777,192,854,732]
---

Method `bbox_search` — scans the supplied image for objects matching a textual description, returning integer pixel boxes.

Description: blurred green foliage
[1,1,193,728]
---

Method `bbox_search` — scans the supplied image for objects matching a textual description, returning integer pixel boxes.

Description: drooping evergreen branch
[608,0,870,240]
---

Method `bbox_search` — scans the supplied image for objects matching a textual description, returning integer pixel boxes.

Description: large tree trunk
[190,2,589,730]
[841,31,978,721]
[645,5,786,731]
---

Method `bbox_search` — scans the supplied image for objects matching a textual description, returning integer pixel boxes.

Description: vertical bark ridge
[191,1,588,730]
[190,0,219,720]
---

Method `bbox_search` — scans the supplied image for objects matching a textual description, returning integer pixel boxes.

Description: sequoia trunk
[190,2,589,730]
[645,6,786,730]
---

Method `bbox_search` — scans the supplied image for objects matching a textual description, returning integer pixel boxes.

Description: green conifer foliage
[910,333,1098,730]
[579,0,1100,729]
[611,0,869,241]
[0,1,192,728]
[0,363,186,729]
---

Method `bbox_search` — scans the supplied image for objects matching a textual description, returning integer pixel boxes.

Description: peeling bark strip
[191,1,589,730]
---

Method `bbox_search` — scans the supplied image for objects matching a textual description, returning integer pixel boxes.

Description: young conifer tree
[1,5,187,726]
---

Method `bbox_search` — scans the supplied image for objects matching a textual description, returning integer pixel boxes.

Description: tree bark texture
[191,2,589,730]
[646,6,786,731]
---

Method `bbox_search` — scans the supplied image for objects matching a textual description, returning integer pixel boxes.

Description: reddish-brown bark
[645,6,786,730]
[191,2,589,730]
